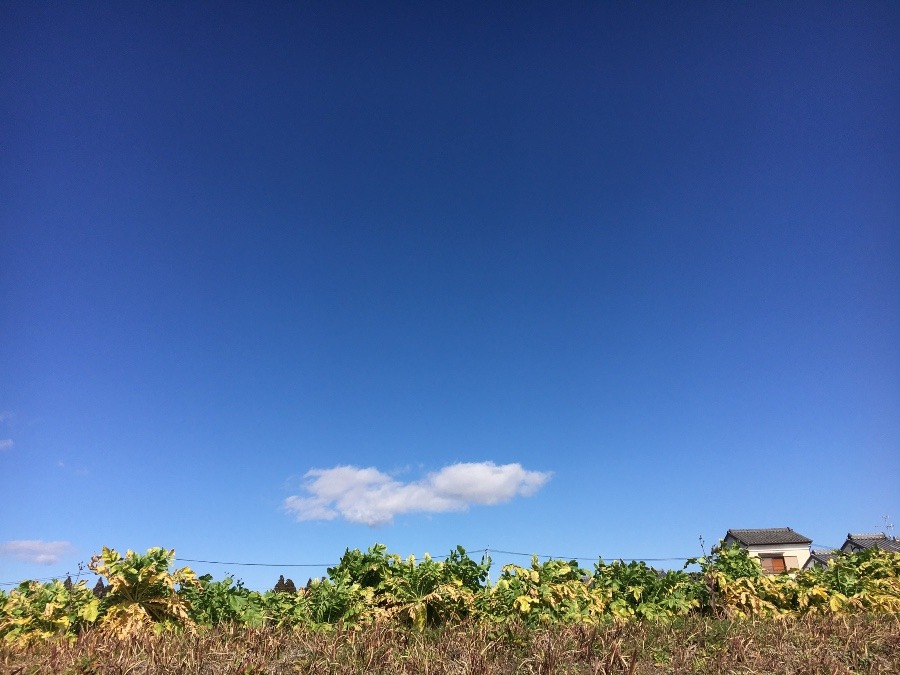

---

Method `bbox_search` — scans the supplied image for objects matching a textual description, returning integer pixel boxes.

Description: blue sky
[1,1,898,589]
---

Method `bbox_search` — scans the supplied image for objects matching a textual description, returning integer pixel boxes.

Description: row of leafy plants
[1,543,898,645]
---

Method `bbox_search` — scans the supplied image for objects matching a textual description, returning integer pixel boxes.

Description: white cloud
[0,439,12,451]
[284,462,552,526]
[0,540,74,565]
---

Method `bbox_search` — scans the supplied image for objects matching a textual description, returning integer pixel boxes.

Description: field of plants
[1,543,899,673]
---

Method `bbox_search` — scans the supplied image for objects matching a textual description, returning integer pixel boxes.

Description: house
[802,532,900,570]
[802,549,836,570]
[722,527,812,573]
[839,533,900,555]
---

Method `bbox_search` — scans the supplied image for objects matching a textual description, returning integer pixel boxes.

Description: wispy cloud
[55,460,89,476]
[0,540,74,565]
[0,412,15,451]
[284,462,552,526]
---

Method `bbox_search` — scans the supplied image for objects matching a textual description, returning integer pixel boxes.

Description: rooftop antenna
[883,515,894,538]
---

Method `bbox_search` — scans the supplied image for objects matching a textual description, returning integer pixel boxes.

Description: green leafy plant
[181,575,260,627]
[592,559,698,619]
[478,557,606,625]
[89,547,197,636]
[303,576,371,626]
[0,578,98,645]
[1,543,898,641]
[324,544,489,629]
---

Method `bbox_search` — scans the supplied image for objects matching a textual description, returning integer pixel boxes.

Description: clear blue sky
[1,1,897,589]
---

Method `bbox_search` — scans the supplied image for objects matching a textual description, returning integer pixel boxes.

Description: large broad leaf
[79,599,99,623]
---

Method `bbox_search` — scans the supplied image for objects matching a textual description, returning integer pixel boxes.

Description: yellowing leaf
[80,599,100,623]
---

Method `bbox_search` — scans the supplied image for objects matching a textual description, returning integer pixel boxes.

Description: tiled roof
[725,527,813,546]
[879,540,900,553]
[848,533,887,541]
[846,533,900,553]
[810,549,835,559]
[804,550,835,568]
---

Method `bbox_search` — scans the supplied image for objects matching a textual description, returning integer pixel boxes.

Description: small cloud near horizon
[284,461,552,526]
[0,540,74,565]
[0,412,16,451]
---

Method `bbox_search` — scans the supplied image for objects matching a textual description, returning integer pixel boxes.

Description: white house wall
[746,544,810,570]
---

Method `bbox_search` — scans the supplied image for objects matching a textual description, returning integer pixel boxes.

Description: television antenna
[883,515,894,537]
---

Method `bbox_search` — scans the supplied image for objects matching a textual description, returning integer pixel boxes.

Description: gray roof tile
[848,533,887,540]
[725,527,813,546]
[846,533,900,553]
[805,550,835,567]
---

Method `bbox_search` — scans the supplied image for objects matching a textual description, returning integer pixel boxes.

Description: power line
[0,576,59,587]
[487,549,693,562]
[173,548,694,569]
[0,550,484,585]
[173,547,483,568]
[175,557,334,568]
[0,547,701,586]
[0,570,93,588]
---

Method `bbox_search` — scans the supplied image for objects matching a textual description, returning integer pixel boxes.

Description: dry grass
[2,614,898,674]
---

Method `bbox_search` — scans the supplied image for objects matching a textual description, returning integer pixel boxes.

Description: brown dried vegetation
[1,613,898,675]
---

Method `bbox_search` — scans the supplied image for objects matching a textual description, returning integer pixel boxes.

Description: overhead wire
[1,546,700,586]
[173,545,488,568]
[174,558,334,568]
[487,548,694,562]
[0,570,95,587]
